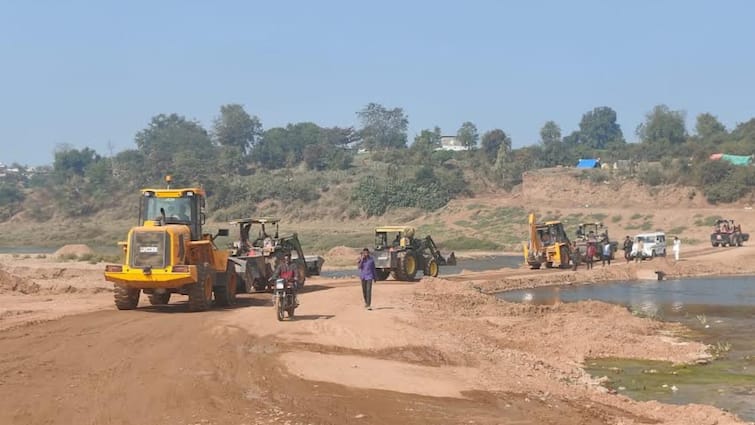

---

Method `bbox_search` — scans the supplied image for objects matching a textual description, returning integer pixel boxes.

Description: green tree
[578,107,624,149]
[53,145,100,178]
[456,121,479,150]
[481,129,511,162]
[212,104,263,155]
[539,121,562,145]
[413,127,442,151]
[134,113,216,184]
[636,104,687,145]
[357,103,409,150]
[695,113,727,141]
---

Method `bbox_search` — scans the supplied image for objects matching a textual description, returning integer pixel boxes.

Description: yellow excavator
[104,176,235,311]
[522,213,571,269]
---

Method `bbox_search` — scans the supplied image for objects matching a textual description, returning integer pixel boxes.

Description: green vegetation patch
[440,236,501,251]
[695,215,722,227]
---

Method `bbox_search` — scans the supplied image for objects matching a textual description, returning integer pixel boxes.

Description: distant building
[437,136,467,151]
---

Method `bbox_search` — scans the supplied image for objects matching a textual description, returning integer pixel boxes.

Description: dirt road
[0,246,752,425]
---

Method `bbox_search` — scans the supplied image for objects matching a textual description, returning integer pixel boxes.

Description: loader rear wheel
[114,285,140,310]
[392,251,418,281]
[188,266,213,312]
[148,292,170,306]
[214,263,238,307]
[424,259,439,277]
[375,269,390,281]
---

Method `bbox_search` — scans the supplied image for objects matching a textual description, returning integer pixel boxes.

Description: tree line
[1,102,754,221]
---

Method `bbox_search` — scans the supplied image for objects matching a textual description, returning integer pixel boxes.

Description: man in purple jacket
[357,248,377,310]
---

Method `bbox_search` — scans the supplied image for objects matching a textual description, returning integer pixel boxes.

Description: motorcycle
[273,278,297,321]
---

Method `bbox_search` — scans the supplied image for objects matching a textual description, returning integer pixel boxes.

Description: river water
[498,276,755,422]
[319,254,522,278]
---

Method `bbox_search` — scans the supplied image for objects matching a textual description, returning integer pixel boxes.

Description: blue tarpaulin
[576,159,600,168]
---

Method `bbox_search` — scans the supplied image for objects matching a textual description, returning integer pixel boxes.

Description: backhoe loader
[522,213,571,269]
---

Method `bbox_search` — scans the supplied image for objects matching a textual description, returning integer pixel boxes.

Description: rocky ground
[0,243,753,424]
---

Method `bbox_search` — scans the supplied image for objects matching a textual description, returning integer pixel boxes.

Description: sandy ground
[0,245,753,425]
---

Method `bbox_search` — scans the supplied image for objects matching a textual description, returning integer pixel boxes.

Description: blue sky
[2,1,754,166]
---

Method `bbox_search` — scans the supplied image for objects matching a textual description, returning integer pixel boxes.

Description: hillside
[1,167,751,257]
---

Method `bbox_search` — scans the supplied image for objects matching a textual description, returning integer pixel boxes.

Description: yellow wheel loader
[522,213,571,269]
[104,176,235,312]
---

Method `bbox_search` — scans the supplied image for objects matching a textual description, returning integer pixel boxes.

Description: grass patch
[630,213,642,220]
[440,236,501,251]
[590,213,608,222]
[640,222,653,231]
[454,220,473,228]
[694,215,721,227]
[667,226,687,235]
[611,215,622,223]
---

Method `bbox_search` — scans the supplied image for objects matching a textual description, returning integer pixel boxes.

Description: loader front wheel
[147,292,170,305]
[214,263,238,307]
[114,285,140,310]
[424,259,439,277]
[392,251,418,281]
[188,266,213,312]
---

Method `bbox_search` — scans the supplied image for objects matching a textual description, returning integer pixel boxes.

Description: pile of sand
[54,244,94,258]
[325,246,360,258]
[0,266,40,294]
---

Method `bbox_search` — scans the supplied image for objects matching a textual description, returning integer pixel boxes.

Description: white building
[437,136,468,151]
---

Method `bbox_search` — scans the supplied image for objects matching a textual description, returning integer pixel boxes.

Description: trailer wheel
[114,285,140,310]
[375,269,390,281]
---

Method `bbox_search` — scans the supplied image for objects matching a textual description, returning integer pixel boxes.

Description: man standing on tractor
[273,253,300,306]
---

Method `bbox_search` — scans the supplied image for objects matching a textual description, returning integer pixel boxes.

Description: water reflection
[498,275,755,421]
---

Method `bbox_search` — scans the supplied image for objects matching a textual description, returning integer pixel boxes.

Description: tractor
[711,219,749,247]
[103,176,236,311]
[372,226,456,281]
[574,222,618,261]
[522,213,571,269]
[227,217,324,292]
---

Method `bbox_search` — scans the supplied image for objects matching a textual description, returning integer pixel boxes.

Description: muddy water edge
[498,276,755,422]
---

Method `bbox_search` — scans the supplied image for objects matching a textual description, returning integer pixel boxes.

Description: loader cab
[537,222,569,246]
[139,188,205,241]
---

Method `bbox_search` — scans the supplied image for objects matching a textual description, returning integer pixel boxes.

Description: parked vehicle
[574,222,619,261]
[631,232,666,260]
[710,219,749,247]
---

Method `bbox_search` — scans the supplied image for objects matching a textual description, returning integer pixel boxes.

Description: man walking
[357,248,377,310]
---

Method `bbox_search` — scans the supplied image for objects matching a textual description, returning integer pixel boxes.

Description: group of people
[571,240,613,270]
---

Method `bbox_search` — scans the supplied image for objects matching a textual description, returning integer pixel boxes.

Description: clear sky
[2,1,755,166]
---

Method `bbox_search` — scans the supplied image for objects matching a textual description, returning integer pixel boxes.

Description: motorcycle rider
[272,253,300,306]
